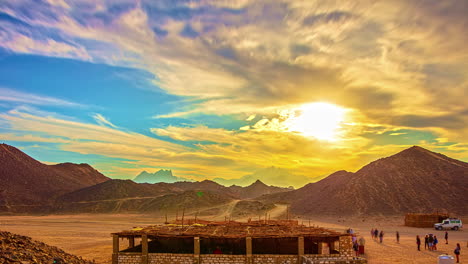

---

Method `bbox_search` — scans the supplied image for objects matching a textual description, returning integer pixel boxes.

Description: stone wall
[252,254,298,264]
[339,235,353,257]
[149,253,193,264]
[200,254,246,264]
[117,253,141,264]
[303,255,367,264]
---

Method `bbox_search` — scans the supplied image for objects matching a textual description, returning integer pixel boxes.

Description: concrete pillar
[194,237,200,264]
[246,237,252,264]
[129,236,135,248]
[318,242,323,255]
[112,234,119,264]
[141,235,148,264]
[298,236,304,264]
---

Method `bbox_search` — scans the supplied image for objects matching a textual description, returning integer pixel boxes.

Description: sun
[285,102,347,141]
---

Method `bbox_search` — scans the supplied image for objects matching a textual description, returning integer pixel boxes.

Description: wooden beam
[194,237,200,264]
[141,235,148,264]
[246,237,252,264]
[298,236,304,264]
[129,236,135,248]
[112,234,119,264]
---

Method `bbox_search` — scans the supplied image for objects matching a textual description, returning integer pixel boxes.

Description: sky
[0,0,467,187]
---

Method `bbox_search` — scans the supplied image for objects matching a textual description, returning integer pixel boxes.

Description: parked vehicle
[434,218,463,231]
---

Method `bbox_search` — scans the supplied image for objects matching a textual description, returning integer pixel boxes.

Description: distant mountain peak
[133,169,191,184]
[398,145,432,155]
[251,179,266,186]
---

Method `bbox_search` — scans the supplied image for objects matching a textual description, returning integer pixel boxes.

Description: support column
[330,239,335,253]
[129,236,135,248]
[298,236,304,264]
[194,237,200,264]
[141,235,148,264]
[318,242,323,255]
[246,237,252,264]
[112,234,119,264]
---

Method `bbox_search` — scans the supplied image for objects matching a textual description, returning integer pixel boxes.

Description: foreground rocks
[0,231,93,264]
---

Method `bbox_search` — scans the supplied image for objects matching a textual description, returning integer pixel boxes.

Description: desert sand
[0,213,466,264]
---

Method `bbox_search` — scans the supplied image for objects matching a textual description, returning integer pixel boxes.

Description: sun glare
[285,102,347,141]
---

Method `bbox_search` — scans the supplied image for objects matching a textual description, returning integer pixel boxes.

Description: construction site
[111,219,367,264]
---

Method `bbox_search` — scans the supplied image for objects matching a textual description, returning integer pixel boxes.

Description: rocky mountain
[0,144,109,212]
[59,179,179,202]
[56,189,233,214]
[214,167,304,188]
[133,169,193,183]
[56,179,286,213]
[264,146,468,216]
[0,230,93,263]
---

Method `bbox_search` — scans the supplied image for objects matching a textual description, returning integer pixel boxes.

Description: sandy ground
[0,213,466,264]
[305,215,467,264]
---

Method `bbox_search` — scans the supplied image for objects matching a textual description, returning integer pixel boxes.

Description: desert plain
[0,212,466,264]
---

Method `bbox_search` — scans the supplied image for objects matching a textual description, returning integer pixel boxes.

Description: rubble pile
[0,231,93,264]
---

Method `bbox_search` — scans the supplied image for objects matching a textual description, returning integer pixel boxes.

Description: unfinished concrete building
[112,219,366,264]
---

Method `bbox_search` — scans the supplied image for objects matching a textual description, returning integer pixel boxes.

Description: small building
[111,219,366,264]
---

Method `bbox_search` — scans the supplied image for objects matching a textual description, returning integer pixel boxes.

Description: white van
[434,218,463,231]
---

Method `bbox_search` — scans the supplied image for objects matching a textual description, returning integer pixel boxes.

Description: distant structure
[404,213,449,228]
[111,219,367,264]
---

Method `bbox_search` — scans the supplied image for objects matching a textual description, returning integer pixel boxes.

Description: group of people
[417,233,439,251]
[416,231,461,263]
[370,228,384,243]
[352,236,366,257]
[360,228,462,263]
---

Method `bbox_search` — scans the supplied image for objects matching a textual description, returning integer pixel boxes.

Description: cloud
[93,113,117,128]
[0,87,85,108]
[0,0,467,182]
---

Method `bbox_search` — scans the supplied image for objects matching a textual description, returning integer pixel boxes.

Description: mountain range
[0,144,288,213]
[133,167,301,188]
[262,146,468,215]
[213,167,302,188]
[1,143,467,216]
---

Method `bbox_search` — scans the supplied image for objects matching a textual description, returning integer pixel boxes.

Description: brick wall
[200,254,246,264]
[149,253,193,264]
[118,253,142,264]
[252,254,298,264]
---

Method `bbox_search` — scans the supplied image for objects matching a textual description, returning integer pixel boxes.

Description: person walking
[358,236,366,255]
[433,235,438,250]
[374,229,379,240]
[454,243,461,263]
[416,235,421,251]
[353,241,359,257]
[396,231,400,243]
[445,231,448,244]
[424,235,429,250]
[379,230,384,243]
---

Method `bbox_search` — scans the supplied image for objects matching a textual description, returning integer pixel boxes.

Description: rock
[0,231,94,264]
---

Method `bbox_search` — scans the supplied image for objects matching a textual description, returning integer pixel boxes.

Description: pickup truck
[434,218,463,230]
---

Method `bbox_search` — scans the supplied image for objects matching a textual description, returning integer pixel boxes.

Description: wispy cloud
[93,113,117,128]
[0,87,85,108]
